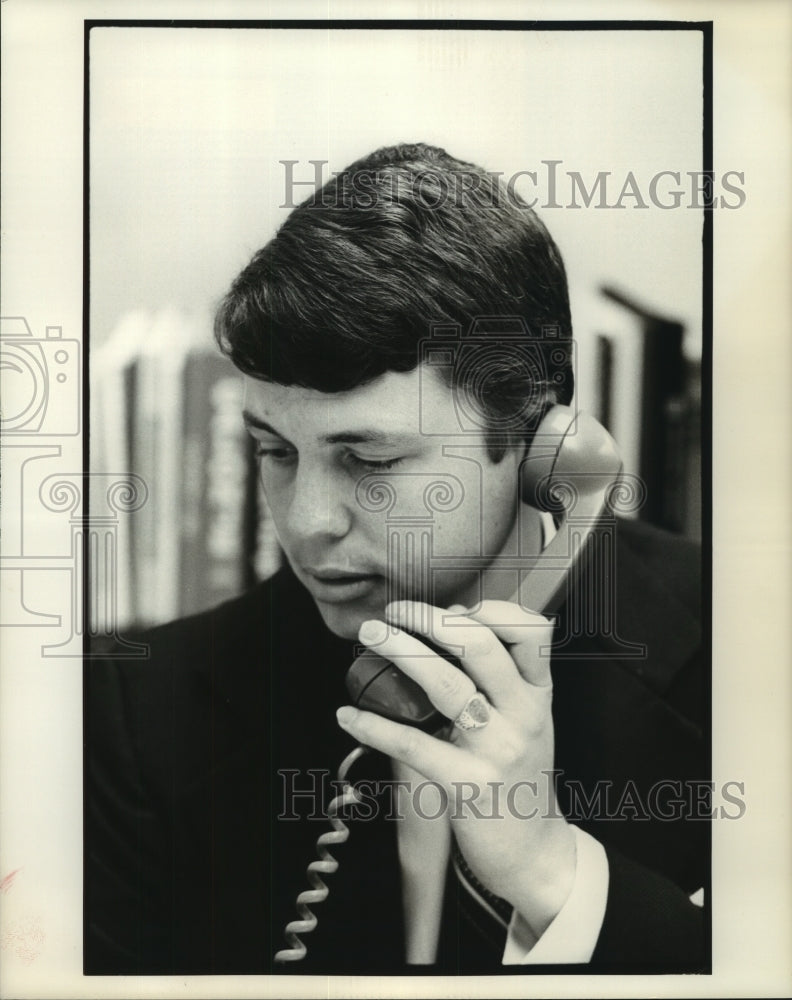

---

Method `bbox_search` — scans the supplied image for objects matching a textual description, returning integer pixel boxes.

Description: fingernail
[337,706,356,727]
[359,619,388,643]
[385,601,408,618]
[448,604,467,614]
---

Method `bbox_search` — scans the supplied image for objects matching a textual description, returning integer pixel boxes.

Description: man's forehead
[241,368,440,441]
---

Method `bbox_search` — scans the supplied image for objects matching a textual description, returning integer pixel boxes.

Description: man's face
[242,365,528,639]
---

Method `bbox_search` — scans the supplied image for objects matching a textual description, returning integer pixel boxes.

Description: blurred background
[89,26,703,629]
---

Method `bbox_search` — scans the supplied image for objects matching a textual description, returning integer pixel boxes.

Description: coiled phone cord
[273,743,370,964]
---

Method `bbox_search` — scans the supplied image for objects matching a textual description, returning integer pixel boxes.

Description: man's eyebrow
[242,411,283,436]
[324,430,408,445]
[242,411,412,446]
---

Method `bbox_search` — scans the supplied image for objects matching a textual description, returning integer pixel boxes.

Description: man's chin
[306,580,466,640]
[313,598,381,640]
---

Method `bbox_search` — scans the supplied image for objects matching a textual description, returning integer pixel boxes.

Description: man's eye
[346,453,403,472]
[255,445,296,464]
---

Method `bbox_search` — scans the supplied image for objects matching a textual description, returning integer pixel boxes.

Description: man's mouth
[302,567,382,603]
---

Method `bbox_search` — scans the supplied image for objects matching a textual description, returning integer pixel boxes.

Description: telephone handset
[344,405,622,728]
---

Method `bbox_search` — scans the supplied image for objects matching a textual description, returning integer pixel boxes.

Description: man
[85,143,706,975]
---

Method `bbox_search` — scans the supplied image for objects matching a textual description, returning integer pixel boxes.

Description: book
[179,349,251,616]
[90,308,150,628]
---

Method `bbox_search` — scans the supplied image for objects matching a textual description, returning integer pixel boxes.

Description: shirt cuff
[502,826,609,964]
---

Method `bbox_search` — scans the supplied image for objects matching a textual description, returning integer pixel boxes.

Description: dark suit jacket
[84,517,707,976]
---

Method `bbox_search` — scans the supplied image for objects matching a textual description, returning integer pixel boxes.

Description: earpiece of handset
[520,405,621,509]
[519,405,622,615]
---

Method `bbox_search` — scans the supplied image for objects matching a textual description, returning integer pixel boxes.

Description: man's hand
[336,599,577,940]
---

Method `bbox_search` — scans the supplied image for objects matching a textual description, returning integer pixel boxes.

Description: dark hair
[215,142,574,458]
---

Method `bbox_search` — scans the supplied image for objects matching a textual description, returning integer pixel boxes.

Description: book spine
[130,354,159,626]
[638,317,685,531]
[179,357,249,615]
[204,372,249,606]
[595,334,614,433]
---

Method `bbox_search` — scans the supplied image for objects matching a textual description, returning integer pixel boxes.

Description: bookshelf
[90,308,281,630]
[595,286,702,542]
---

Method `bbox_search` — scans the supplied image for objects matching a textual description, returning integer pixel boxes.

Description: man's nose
[286,463,353,541]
